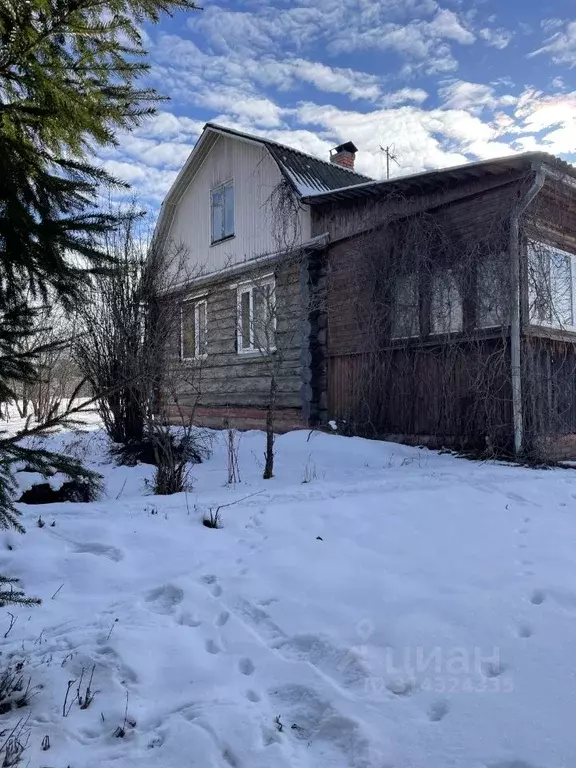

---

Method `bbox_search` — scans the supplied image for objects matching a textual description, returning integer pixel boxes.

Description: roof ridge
[204,121,373,181]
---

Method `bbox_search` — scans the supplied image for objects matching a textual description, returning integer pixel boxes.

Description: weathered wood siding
[164,135,311,279]
[310,170,528,244]
[328,342,512,448]
[167,257,307,429]
[321,180,522,448]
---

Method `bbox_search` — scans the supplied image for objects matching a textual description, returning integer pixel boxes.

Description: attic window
[211,181,234,244]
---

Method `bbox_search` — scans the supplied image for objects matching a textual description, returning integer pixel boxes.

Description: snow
[3,426,576,767]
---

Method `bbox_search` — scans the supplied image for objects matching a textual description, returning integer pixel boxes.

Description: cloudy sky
[103,0,576,205]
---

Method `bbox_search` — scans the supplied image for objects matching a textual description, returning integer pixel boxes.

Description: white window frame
[528,242,576,332]
[210,180,234,244]
[180,299,208,360]
[236,277,276,355]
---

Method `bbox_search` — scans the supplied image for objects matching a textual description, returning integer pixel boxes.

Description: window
[392,274,420,338]
[431,271,462,334]
[211,181,234,243]
[237,278,275,354]
[528,243,576,329]
[477,255,508,328]
[181,300,207,359]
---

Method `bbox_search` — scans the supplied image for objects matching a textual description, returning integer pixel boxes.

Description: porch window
[181,299,207,359]
[431,271,462,334]
[528,242,576,329]
[211,181,234,243]
[237,278,276,354]
[477,255,509,328]
[391,274,419,338]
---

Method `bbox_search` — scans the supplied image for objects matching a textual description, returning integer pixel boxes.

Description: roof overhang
[301,152,576,206]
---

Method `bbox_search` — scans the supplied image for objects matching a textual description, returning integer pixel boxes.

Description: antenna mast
[380,144,400,179]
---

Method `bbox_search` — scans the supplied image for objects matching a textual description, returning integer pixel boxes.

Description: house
[155,122,576,459]
[153,122,371,431]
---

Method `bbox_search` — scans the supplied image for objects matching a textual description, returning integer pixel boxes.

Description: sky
[102,0,576,206]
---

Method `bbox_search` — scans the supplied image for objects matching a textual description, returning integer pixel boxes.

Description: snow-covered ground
[2,425,576,768]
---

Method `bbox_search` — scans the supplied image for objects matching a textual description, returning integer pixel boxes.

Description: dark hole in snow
[19,480,96,505]
[110,438,203,467]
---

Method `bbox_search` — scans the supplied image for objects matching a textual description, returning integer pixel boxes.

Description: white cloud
[294,100,511,178]
[132,111,204,142]
[439,80,516,114]
[530,21,576,66]
[512,90,576,152]
[202,90,286,128]
[101,159,178,202]
[187,2,474,75]
[332,8,475,75]
[479,27,513,49]
[382,88,429,107]
[152,34,387,106]
[289,59,382,101]
[429,9,475,44]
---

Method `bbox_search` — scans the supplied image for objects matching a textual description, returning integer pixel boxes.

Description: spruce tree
[0,0,199,536]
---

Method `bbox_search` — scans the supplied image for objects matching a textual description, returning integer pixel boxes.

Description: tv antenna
[380,144,400,179]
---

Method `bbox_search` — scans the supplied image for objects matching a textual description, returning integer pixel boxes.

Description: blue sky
[102,0,576,205]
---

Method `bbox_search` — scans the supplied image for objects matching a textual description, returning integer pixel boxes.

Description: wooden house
[155,123,576,458]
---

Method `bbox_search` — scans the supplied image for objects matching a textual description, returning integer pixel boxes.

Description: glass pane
[181,304,195,359]
[477,255,508,328]
[431,271,462,334]
[392,275,419,337]
[211,188,224,242]
[240,291,251,349]
[197,302,206,354]
[224,184,234,238]
[550,252,573,327]
[529,246,551,323]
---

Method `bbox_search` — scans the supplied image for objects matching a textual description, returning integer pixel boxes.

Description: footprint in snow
[530,590,546,605]
[201,575,223,597]
[245,689,261,703]
[177,611,202,628]
[239,657,255,676]
[516,623,533,638]
[215,610,230,627]
[145,585,184,615]
[386,678,416,697]
[205,639,220,655]
[482,660,507,679]
[73,542,124,562]
[428,700,449,722]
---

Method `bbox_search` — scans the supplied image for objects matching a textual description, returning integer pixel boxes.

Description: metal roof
[300,152,576,205]
[204,122,372,195]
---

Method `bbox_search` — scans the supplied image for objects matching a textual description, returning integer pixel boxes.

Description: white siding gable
[165,135,311,279]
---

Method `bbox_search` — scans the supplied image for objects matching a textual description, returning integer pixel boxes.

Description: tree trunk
[263,374,277,480]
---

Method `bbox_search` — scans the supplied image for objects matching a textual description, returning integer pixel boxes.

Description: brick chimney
[330,141,358,169]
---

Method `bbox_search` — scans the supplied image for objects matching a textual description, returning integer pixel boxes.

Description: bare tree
[237,181,320,479]
[75,206,211,490]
